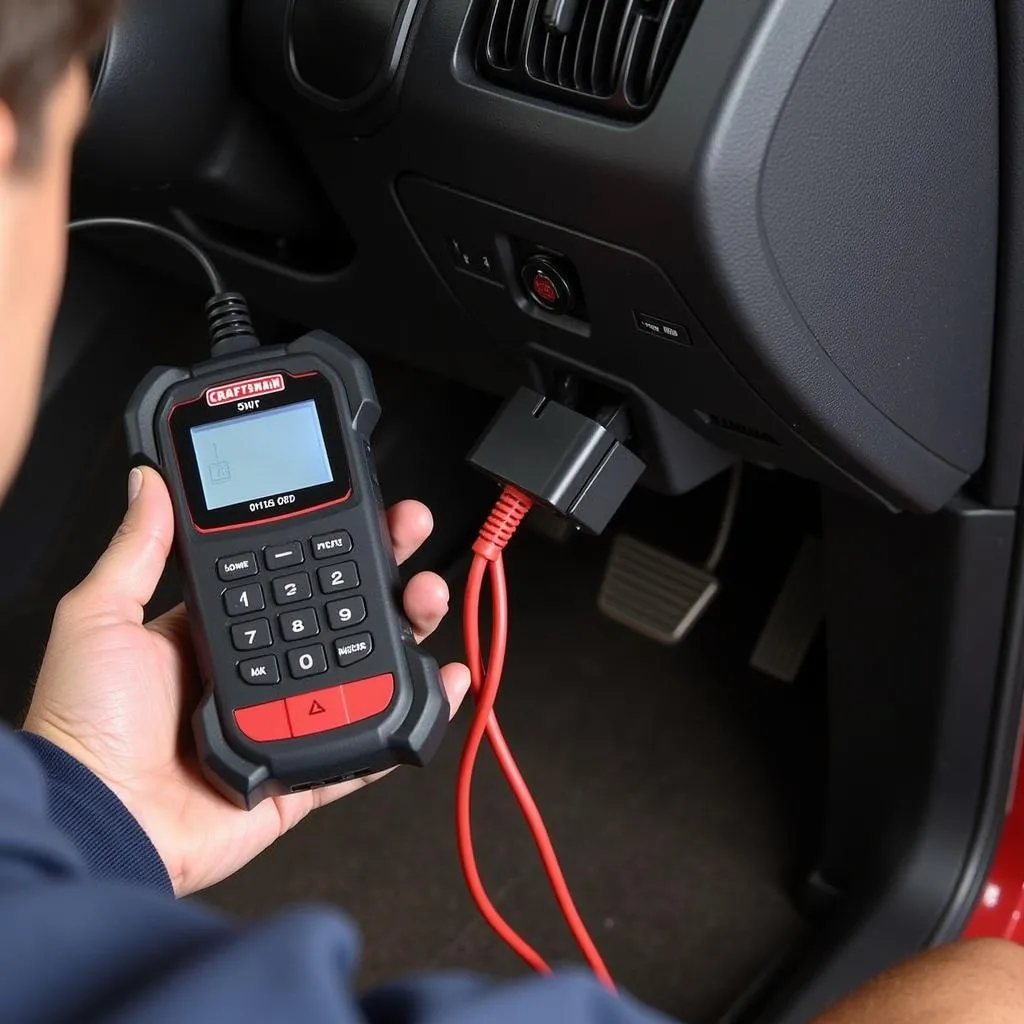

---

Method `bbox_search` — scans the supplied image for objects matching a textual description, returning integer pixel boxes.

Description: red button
[285,685,349,737]
[234,700,292,742]
[342,674,395,724]
[531,271,560,306]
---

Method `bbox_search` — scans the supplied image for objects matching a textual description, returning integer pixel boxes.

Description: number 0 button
[318,562,359,594]
[225,584,265,616]
[288,644,328,680]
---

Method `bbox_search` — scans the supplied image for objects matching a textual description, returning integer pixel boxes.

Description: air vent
[478,0,703,117]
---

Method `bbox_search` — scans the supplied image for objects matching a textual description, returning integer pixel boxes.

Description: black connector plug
[467,388,646,535]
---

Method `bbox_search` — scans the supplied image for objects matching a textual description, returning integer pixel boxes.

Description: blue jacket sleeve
[0,725,673,1024]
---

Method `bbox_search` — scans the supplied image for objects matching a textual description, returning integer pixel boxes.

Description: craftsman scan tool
[126,331,449,809]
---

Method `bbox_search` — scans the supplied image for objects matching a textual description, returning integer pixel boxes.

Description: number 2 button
[225,584,265,616]
[318,562,359,594]
[273,573,312,605]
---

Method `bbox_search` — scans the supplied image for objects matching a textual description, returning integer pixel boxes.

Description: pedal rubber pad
[598,535,720,645]
[749,536,823,683]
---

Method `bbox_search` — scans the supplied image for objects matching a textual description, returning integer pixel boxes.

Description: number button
[273,572,312,605]
[217,553,258,582]
[318,562,359,594]
[264,544,304,570]
[230,619,273,652]
[287,644,328,680]
[224,584,265,616]
[327,596,367,631]
[280,608,320,642]
[239,655,280,685]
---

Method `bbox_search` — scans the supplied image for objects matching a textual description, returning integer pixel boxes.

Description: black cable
[68,216,226,295]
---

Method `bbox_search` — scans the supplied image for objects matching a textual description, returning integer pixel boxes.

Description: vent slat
[557,32,573,87]
[608,0,639,88]
[507,0,532,68]
[642,0,692,101]
[479,0,702,113]
[573,0,600,92]
[484,0,509,69]
[590,0,623,96]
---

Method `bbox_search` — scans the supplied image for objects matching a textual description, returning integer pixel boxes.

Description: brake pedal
[598,535,720,645]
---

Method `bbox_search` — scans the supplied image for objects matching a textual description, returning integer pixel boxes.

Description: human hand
[24,466,470,896]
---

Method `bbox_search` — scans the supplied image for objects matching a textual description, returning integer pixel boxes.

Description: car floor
[0,272,820,1021]
[207,512,816,1023]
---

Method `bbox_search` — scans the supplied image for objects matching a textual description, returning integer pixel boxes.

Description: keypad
[218,536,378,688]
[273,572,312,605]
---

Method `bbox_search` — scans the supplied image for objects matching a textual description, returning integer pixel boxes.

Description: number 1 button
[318,562,359,594]
[225,584,265,616]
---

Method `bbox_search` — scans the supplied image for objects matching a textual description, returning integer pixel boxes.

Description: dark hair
[0,0,116,167]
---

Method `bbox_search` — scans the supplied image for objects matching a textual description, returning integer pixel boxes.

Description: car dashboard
[73,0,1000,513]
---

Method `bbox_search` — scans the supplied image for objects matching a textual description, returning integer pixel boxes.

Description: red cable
[457,553,550,974]
[457,487,616,991]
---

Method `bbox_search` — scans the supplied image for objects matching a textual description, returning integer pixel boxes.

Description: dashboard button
[522,256,574,314]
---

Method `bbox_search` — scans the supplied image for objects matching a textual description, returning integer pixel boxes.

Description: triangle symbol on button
[309,700,326,716]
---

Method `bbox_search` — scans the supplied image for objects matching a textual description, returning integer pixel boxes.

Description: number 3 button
[318,562,359,594]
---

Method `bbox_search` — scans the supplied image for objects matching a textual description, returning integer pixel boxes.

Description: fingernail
[128,468,144,507]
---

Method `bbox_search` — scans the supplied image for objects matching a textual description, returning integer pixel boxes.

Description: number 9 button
[326,596,367,630]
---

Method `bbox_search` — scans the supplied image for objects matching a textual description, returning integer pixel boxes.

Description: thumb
[78,466,175,619]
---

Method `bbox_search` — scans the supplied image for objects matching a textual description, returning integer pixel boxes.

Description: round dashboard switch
[522,256,575,314]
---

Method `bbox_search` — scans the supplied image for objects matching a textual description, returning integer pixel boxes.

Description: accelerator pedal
[749,535,824,683]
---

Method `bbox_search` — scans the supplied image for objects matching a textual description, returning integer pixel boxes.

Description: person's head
[0,0,115,497]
